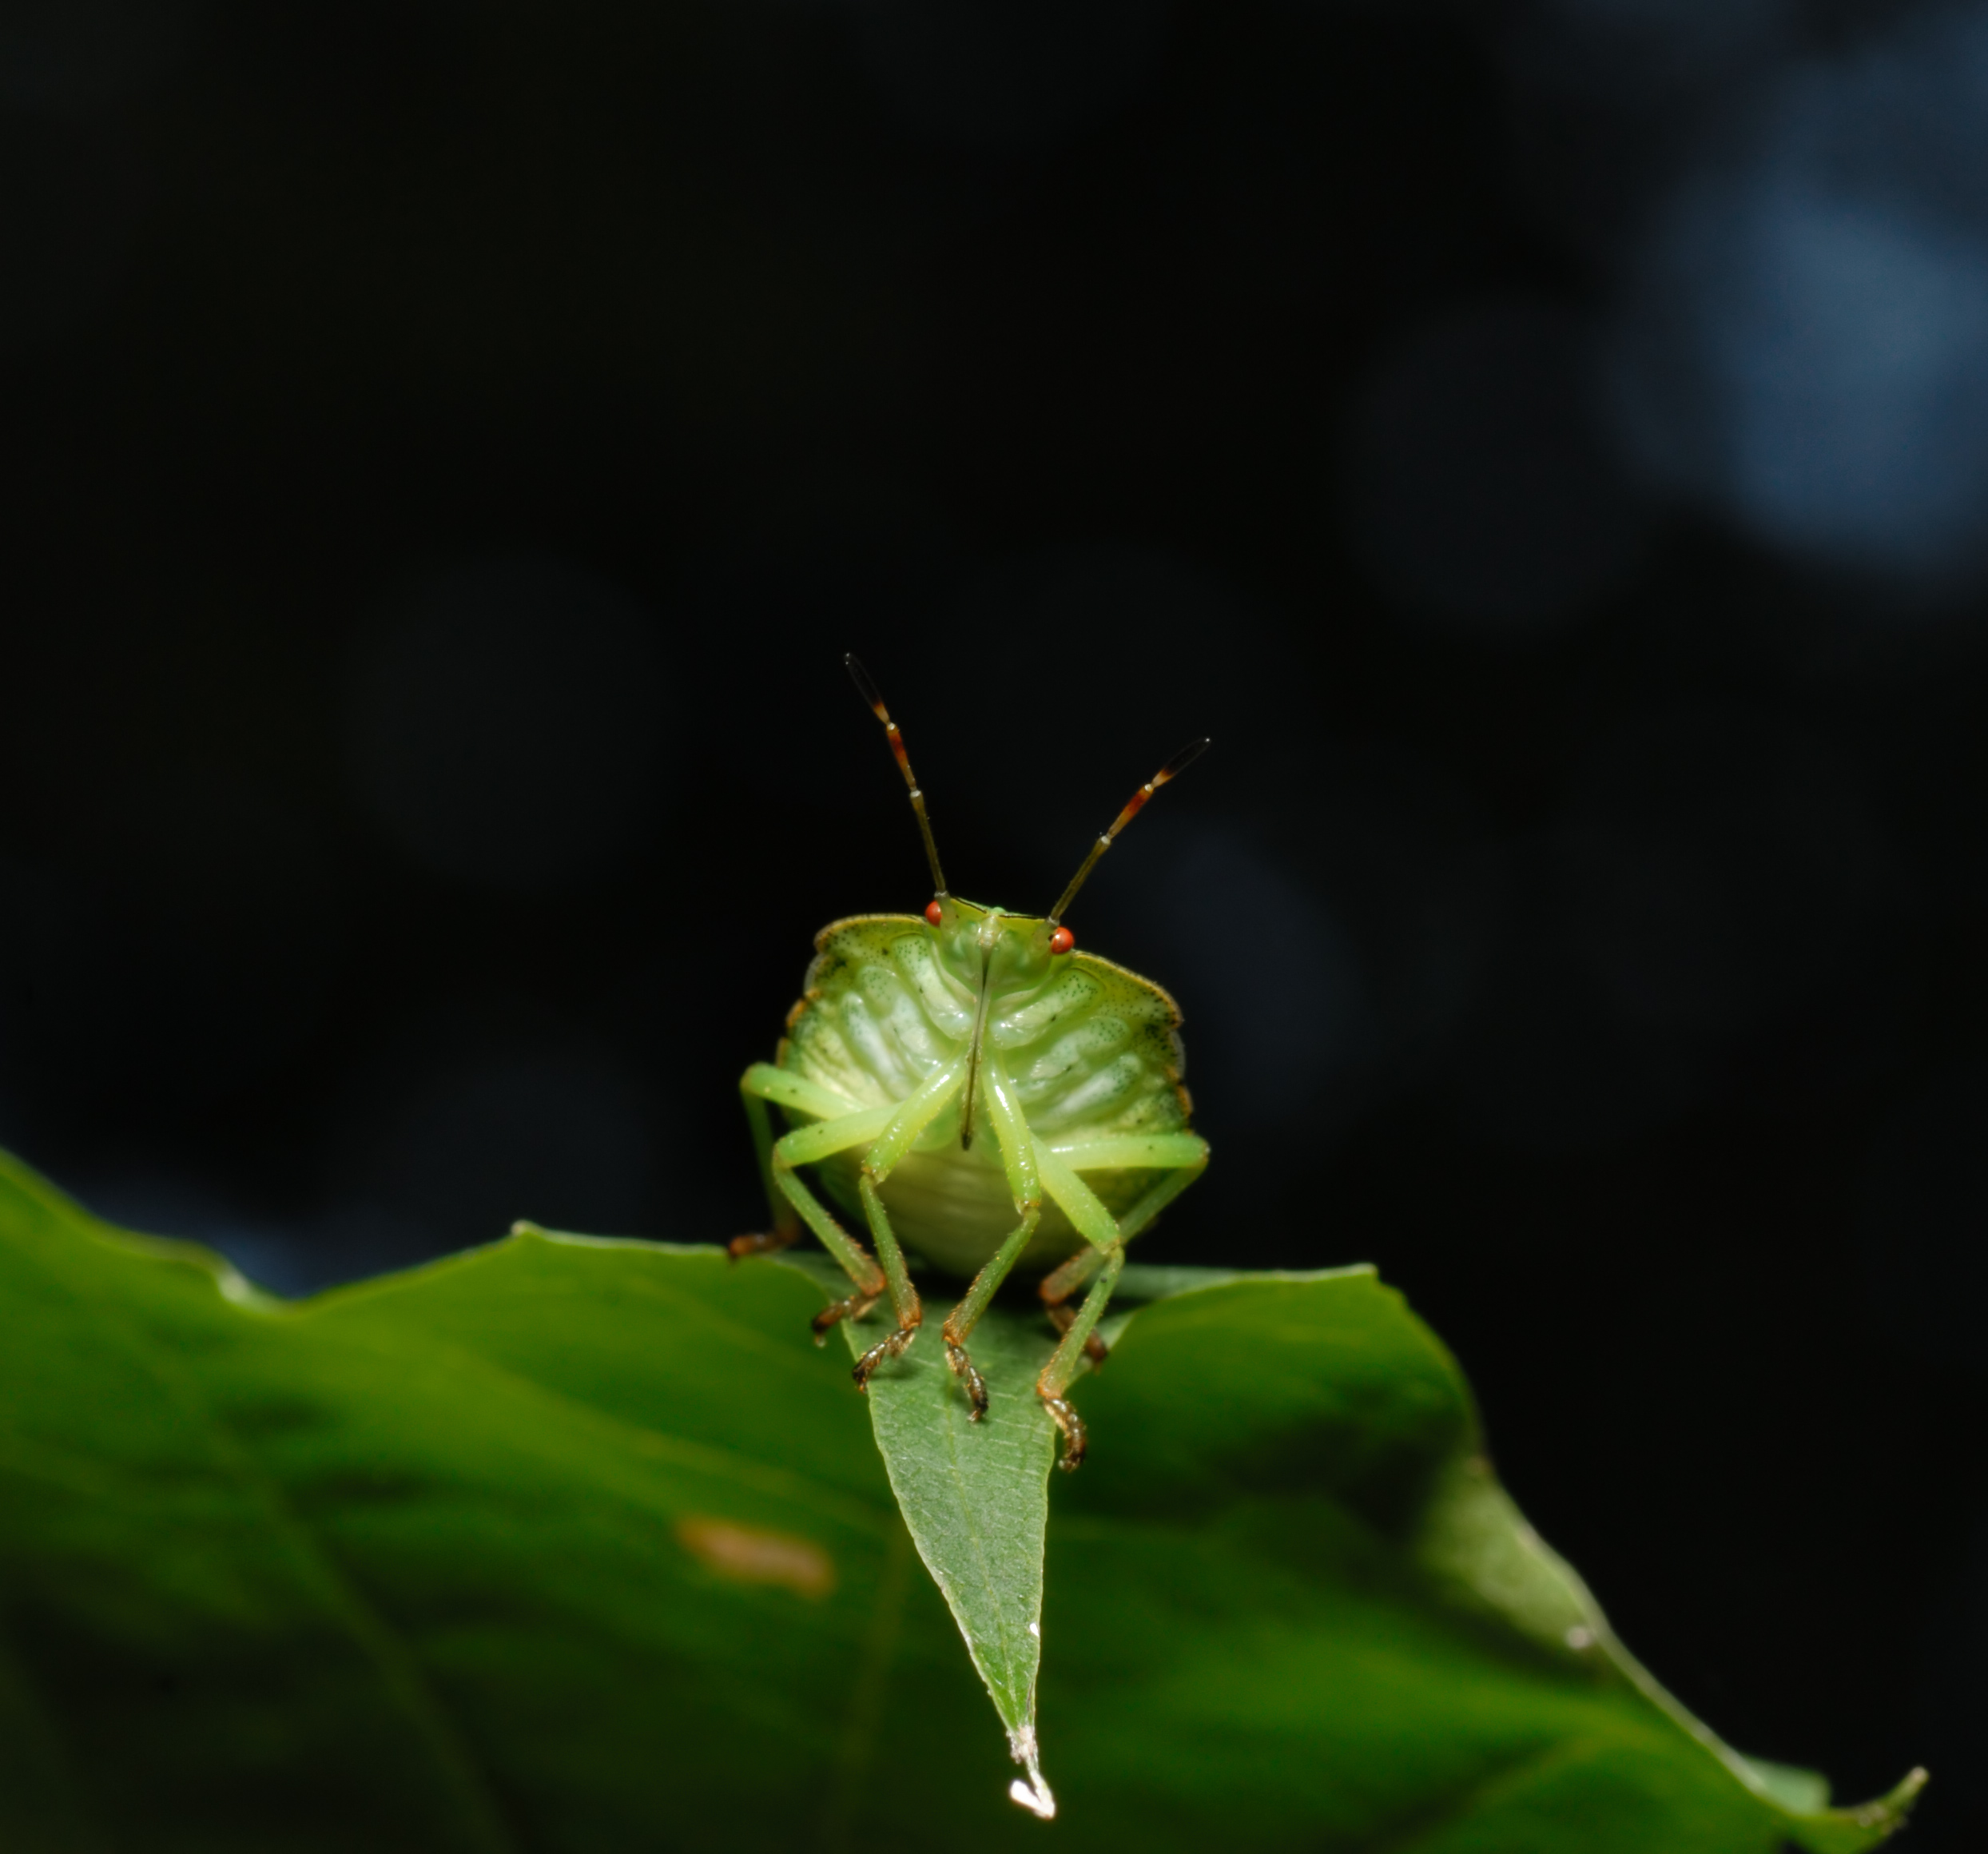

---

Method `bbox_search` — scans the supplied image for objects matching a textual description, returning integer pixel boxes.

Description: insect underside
[731,661,1209,1470]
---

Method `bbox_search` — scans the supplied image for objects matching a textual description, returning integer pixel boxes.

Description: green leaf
[1035,1265,1924,1854]
[0,1148,1924,1852]
[786,1257,1923,1853]
[781,1252,1064,1814]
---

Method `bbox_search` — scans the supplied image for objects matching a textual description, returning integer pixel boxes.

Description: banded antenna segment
[1049,737,1209,924]
[846,654,948,898]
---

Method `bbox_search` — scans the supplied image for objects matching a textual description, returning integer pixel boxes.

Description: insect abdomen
[817,1143,1083,1278]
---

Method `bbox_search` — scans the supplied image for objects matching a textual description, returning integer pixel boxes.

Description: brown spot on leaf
[675,1516,836,1600]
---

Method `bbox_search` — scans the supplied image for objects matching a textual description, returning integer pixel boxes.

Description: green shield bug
[730,656,1209,1469]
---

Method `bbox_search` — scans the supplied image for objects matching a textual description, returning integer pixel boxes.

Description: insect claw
[812,1289,882,1342]
[1040,1394,1087,1472]
[853,1324,917,1390]
[945,1343,989,1421]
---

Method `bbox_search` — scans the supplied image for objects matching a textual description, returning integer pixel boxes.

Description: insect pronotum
[730,657,1210,1469]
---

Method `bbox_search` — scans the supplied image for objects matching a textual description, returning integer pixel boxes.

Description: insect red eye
[924,901,944,927]
[1048,926,1075,956]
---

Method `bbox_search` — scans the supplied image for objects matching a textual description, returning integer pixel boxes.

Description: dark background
[0,0,1979,1841]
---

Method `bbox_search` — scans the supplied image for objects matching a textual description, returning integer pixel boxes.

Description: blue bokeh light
[1610,6,1988,583]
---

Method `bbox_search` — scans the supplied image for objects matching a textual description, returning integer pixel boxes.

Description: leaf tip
[1008,1779,1056,1819]
[1866,1766,1930,1825]
[1007,1726,1056,1820]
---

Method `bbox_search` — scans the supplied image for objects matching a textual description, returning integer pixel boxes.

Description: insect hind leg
[729,1082,802,1260]
[1044,1299,1111,1368]
[812,1283,885,1337]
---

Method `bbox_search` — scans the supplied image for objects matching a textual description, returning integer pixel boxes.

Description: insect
[730,657,1209,1470]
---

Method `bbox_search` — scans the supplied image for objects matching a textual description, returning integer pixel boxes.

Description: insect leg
[936,1052,1041,1418]
[1039,1132,1211,1308]
[849,1178,920,1388]
[728,1071,804,1258]
[747,1087,899,1335]
[1031,1140,1121,1366]
[1035,1247,1124,1474]
[1030,1134,1209,1467]
[730,1063,862,1255]
[847,1056,967,1390]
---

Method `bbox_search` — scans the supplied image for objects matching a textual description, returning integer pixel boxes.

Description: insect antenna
[1049,737,1210,923]
[845,653,948,897]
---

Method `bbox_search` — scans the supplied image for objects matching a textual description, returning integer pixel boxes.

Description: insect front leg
[936,1051,1041,1421]
[847,1056,967,1391]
